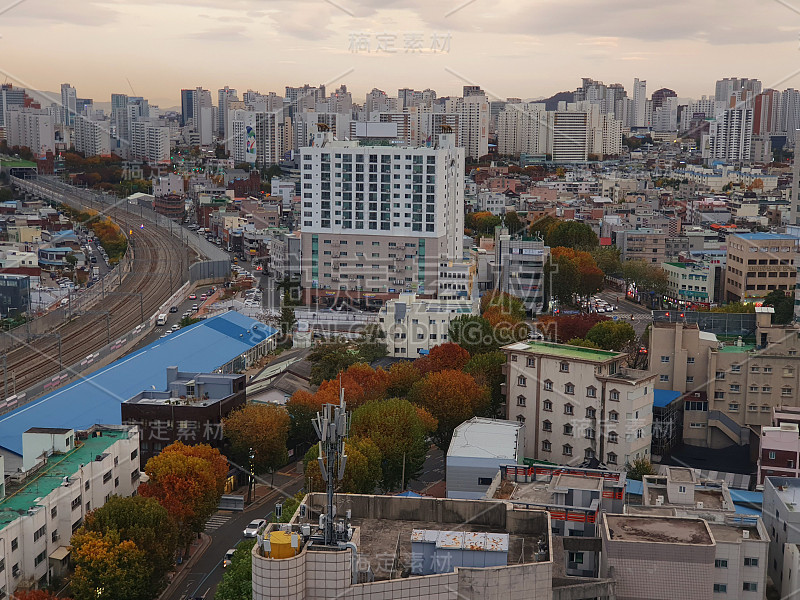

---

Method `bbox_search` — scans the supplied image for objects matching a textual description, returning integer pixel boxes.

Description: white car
[223,548,236,568]
[243,519,266,538]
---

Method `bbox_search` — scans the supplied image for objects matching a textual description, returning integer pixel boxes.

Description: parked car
[243,519,266,538]
[224,548,236,568]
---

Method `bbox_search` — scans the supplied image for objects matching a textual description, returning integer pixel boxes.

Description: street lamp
[248,447,255,503]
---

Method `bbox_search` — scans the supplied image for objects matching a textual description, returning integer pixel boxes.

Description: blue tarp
[0,311,276,455]
[654,389,681,408]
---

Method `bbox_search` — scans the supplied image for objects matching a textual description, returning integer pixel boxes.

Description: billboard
[245,126,257,164]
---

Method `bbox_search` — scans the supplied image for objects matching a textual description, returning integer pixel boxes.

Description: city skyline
[2,0,799,107]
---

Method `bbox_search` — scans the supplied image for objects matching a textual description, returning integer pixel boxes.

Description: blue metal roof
[736,232,798,241]
[654,389,682,408]
[729,489,762,504]
[0,311,276,456]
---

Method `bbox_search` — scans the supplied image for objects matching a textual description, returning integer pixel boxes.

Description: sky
[2,0,800,108]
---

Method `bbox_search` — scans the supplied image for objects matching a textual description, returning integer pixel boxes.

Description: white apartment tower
[299,132,465,308]
[632,78,647,128]
[130,120,170,164]
[74,114,111,157]
[60,83,77,126]
[707,108,754,163]
[217,86,238,136]
[6,107,55,156]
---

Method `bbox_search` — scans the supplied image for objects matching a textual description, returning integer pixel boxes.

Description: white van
[156,314,168,326]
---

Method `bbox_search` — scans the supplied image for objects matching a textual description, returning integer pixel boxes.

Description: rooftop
[0,312,276,456]
[503,340,621,362]
[552,474,603,492]
[735,232,798,241]
[654,389,682,408]
[668,467,695,483]
[447,418,521,460]
[708,522,761,542]
[0,427,131,531]
[718,344,756,353]
[605,515,713,545]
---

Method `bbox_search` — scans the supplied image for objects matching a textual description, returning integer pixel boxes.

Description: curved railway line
[7,181,195,393]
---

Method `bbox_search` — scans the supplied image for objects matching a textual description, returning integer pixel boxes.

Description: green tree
[80,496,178,598]
[351,398,433,492]
[279,304,297,342]
[223,404,290,477]
[586,320,636,351]
[303,436,382,493]
[448,316,493,355]
[709,302,756,314]
[308,341,360,385]
[626,457,656,481]
[764,289,794,324]
[545,254,580,307]
[215,540,256,600]
[70,530,150,600]
[546,221,599,250]
[464,351,507,418]
[591,247,622,276]
[503,211,524,235]
[566,337,600,349]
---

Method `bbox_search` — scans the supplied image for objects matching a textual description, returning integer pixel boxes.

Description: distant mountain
[540,90,574,111]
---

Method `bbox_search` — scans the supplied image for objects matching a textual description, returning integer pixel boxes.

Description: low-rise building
[121,367,245,463]
[724,232,798,303]
[0,424,140,595]
[763,477,800,590]
[641,466,735,513]
[379,292,477,357]
[758,406,800,483]
[493,228,548,314]
[502,340,655,470]
[446,418,524,500]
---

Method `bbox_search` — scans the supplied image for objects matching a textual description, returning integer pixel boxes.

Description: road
[165,475,304,600]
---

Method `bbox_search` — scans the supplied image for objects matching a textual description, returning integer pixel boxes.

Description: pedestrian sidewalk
[157,532,213,600]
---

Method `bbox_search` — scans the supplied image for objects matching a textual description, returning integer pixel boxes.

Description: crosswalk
[205,512,232,531]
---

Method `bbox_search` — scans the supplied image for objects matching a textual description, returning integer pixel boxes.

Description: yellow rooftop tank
[268,530,299,559]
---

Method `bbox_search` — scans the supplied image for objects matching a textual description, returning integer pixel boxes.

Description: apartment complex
[5,107,55,157]
[378,292,477,357]
[73,113,111,157]
[650,309,800,448]
[724,232,798,303]
[299,131,464,308]
[502,340,655,470]
[0,425,140,596]
[493,229,549,314]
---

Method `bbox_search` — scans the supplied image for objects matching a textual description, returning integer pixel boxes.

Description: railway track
[6,182,193,393]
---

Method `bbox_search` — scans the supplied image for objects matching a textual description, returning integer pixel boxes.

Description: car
[189,293,197,300]
[171,324,180,331]
[243,519,266,538]
[192,304,199,312]
[169,306,178,313]
[200,294,207,300]
[224,548,236,568]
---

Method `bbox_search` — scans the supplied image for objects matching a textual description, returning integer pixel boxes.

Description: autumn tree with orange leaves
[138,442,228,555]
[414,342,471,374]
[386,361,422,397]
[408,370,490,451]
[70,530,150,600]
[551,247,604,301]
[223,403,290,479]
[12,592,73,600]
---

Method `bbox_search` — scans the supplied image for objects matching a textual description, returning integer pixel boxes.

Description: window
[660,375,670,382]
[751,365,760,373]
[34,550,46,567]
[564,383,575,395]
[541,440,551,452]
[686,376,694,383]
[543,400,553,411]
[130,449,138,461]
[713,584,727,593]
[584,448,594,459]
[717,371,726,380]
[607,452,617,464]
[11,564,18,578]
[609,410,619,422]
[715,559,728,568]
[608,432,618,443]
[85,481,90,491]
[661,356,670,363]
[769,451,776,460]
[477,477,493,486]
[51,506,57,519]
[103,471,112,484]
[516,415,526,425]
[729,403,740,412]
[10,538,17,551]
[687,357,695,364]
[51,530,59,543]
[743,582,757,592]
[527,357,535,367]
[586,407,596,418]
[544,380,553,391]
[586,386,596,398]
[730,385,740,392]
[562,444,572,456]
[517,375,527,387]
[560,362,569,372]
[568,551,584,564]
[517,395,526,407]
[609,390,620,401]
[510,355,517,362]
[585,428,595,440]
[564,403,574,415]
[679,485,687,493]
[563,424,574,436]
[542,420,552,432]
[744,557,759,567]
[731,364,741,372]
[33,524,46,542]
[783,387,793,396]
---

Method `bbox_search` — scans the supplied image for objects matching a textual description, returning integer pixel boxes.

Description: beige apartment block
[650,308,800,448]
[502,340,655,469]
[724,232,798,303]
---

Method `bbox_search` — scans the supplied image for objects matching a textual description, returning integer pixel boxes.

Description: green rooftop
[0,159,37,169]
[507,340,621,361]
[718,344,756,353]
[0,429,128,531]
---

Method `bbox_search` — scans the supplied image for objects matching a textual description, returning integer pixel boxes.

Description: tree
[215,539,256,600]
[138,442,228,554]
[315,362,390,409]
[567,337,600,349]
[626,456,656,481]
[586,320,636,351]
[764,289,794,324]
[480,291,527,321]
[223,404,290,476]
[464,351,507,418]
[448,315,497,355]
[351,398,435,492]
[709,302,756,314]
[12,593,72,600]
[408,370,490,451]
[551,247,604,301]
[80,496,178,597]
[546,221,599,250]
[303,436,382,493]
[529,215,559,241]
[503,211,524,235]
[307,341,360,385]
[537,313,610,343]
[386,361,422,397]
[591,247,622,276]
[70,530,150,600]
[279,305,296,343]
[286,390,324,448]
[482,305,529,346]
[545,253,580,307]
[414,342,471,374]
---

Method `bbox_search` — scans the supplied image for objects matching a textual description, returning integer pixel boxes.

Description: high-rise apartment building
[0,84,26,129]
[60,83,77,126]
[217,86,238,136]
[5,107,55,156]
[130,120,170,164]
[74,113,111,157]
[549,110,589,162]
[180,88,195,126]
[715,77,762,106]
[631,78,647,127]
[299,131,464,308]
[706,108,754,163]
